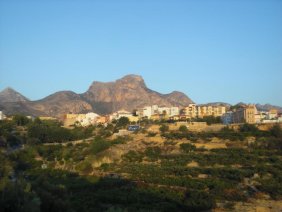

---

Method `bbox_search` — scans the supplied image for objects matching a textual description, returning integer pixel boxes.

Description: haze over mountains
[0,74,281,118]
[0,75,193,117]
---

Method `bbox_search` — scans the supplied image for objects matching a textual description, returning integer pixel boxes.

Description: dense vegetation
[0,116,282,211]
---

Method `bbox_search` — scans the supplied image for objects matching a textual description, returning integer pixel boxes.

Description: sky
[0,0,281,106]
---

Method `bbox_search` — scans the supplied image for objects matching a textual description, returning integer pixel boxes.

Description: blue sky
[0,0,281,106]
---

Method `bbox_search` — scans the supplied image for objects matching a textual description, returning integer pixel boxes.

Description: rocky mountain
[81,75,193,114]
[30,91,93,118]
[0,87,29,103]
[0,75,194,117]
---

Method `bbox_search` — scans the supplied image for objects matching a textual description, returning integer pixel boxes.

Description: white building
[170,107,180,117]
[137,106,153,119]
[137,105,179,119]
[158,107,170,116]
[78,112,100,126]
[152,105,159,114]
[0,111,4,120]
[267,109,278,120]
[110,110,133,121]
[143,106,153,118]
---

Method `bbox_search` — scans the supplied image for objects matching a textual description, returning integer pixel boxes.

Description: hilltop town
[41,103,282,127]
[1,101,282,135]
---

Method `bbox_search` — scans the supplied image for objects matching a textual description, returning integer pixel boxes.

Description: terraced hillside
[1,118,282,211]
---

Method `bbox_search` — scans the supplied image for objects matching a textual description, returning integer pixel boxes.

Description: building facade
[0,111,4,120]
[232,104,257,124]
[182,104,227,119]
[137,105,180,119]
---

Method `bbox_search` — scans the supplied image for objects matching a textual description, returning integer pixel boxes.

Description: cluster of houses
[1,103,281,127]
[63,104,282,127]
[62,104,228,127]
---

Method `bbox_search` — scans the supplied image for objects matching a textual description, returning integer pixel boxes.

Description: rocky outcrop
[81,75,194,114]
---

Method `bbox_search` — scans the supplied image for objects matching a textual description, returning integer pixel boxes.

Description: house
[64,112,100,127]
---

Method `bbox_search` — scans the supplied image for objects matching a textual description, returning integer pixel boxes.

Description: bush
[179,125,188,133]
[180,143,196,153]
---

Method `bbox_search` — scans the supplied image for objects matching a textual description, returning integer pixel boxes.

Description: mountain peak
[119,74,144,82]
[2,87,16,93]
[0,87,29,103]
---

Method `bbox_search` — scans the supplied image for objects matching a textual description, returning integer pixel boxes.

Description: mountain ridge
[0,75,194,117]
[1,75,281,116]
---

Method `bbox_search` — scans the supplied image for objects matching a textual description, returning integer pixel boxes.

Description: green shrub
[159,125,169,133]
[180,143,196,153]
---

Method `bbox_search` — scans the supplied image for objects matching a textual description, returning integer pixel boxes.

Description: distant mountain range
[1,75,281,118]
[0,75,193,117]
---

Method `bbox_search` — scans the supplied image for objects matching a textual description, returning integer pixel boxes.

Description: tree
[159,125,169,133]
[116,117,130,128]
[13,114,30,126]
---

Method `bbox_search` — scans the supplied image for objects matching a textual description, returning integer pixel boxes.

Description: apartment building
[137,105,180,119]
[182,104,227,119]
[232,104,257,124]
[183,104,197,119]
